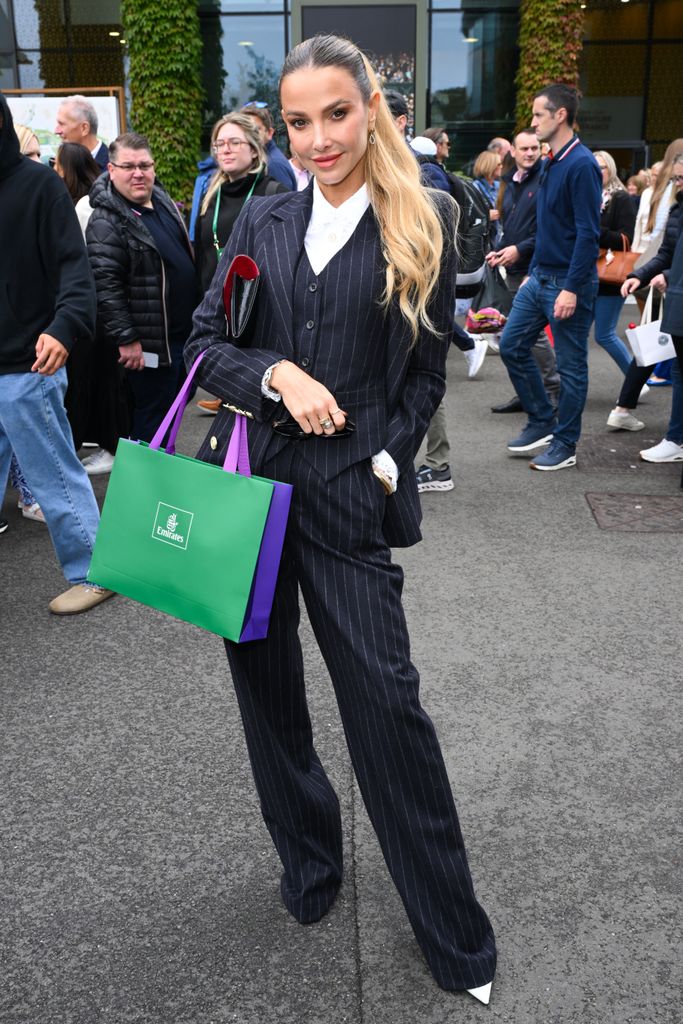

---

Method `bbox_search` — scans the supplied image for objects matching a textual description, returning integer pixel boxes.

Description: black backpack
[447,173,492,297]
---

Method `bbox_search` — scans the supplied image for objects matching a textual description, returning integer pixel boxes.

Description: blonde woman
[634,140,683,254]
[185,33,496,1006]
[472,148,502,242]
[592,149,635,374]
[195,112,288,295]
[13,123,41,161]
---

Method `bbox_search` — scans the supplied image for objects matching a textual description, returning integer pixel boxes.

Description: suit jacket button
[210,436,218,450]
[300,357,310,368]
[306,319,315,329]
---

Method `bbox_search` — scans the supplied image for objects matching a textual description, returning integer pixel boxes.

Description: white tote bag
[625,287,676,367]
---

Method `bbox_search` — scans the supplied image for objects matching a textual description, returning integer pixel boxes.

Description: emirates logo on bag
[658,334,670,347]
[152,502,194,550]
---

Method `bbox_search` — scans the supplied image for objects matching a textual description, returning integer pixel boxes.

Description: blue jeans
[499,271,598,447]
[666,357,683,444]
[0,369,100,584]
[592,294,632,375]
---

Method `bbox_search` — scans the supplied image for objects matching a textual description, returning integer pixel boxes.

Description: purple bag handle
[149,351,251,475]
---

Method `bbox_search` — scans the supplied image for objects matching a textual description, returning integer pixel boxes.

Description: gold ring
[319,417,333,429]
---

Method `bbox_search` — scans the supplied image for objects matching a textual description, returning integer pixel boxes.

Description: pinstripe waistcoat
[184,182,456,547]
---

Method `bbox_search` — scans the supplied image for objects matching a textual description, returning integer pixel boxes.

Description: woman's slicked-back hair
[279,34,457,344]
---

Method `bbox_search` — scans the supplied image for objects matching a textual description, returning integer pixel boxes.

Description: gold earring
[369,130,376,145]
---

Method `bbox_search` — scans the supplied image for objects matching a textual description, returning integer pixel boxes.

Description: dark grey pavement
[2,313,681,1023]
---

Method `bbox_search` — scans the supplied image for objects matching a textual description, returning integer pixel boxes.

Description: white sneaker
[639,384,650,399]
[639,438,683,463]
[463,337,487,378]
[486,335,500,354]
[82,448,115,475]
[606,409,645,431]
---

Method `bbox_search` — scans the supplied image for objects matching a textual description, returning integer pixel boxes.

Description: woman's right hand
[269,360,346,435]
[621,277,641,298]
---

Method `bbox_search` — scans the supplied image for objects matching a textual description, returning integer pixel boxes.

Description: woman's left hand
[269,360,347,435]
[650,273,667,294]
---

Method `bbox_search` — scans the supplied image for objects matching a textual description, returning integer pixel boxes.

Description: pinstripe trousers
[224,446,496,990]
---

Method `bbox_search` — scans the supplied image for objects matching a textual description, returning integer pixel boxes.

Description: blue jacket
[265,140,296,191]
[498,158,543,275]
[188,156,217,243]
[530,136,601,292]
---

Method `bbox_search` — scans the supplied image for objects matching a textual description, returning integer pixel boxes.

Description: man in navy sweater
[499,84,601,470]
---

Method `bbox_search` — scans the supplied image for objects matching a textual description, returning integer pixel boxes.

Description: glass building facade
[1,0,681,170]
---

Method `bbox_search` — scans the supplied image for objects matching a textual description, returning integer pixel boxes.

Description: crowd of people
[1,82,682,587]
[2,34,683,1012]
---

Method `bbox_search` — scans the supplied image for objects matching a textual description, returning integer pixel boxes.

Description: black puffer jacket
[85,174,193,366]
[629,191,683,336]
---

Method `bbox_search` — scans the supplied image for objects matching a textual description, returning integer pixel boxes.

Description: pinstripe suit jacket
[184,183,457,547]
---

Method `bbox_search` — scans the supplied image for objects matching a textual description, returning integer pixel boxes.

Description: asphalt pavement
[2,312,681,1024]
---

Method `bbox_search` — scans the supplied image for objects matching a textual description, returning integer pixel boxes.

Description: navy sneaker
[415,464,454,492]
[529,440,577,471]
[507,421,555,453]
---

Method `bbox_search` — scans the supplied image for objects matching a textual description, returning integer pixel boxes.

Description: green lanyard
[212,174,260,260]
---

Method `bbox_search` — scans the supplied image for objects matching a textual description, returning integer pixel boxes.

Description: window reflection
[430,9,519,165]
[200,12,286,133]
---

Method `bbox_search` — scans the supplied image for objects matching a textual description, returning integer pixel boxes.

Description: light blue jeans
[0,369,100,584]
[592,294,632,375]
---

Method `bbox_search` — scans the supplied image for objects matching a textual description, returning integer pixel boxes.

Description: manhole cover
[585,492,683,532]
[577,432,673,473]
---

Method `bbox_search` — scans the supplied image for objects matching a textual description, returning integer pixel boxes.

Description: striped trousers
[224,446,496,990]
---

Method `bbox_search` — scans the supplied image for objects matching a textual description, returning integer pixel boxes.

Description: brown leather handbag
[596,233,639,285]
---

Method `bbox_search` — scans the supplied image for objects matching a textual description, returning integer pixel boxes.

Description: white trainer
[606,409,645,431]
[82,448,115,475]
[639,438,683,462]
[463,337,487,378]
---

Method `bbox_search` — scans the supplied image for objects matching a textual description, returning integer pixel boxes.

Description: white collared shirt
[304,178,370,275]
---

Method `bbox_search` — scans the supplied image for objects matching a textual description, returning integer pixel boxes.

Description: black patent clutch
[222,254,260,340]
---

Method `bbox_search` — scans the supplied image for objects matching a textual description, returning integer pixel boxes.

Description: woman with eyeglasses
[195,113,288,297]
[185,34,496,1006]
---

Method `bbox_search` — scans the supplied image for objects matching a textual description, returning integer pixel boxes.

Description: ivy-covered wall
[515,0,584,129]
[121,0,203,206]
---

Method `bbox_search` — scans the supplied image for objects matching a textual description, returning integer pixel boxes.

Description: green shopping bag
[87,358,277,641]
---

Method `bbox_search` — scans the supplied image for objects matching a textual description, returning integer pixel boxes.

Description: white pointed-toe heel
[467,982,492,1005]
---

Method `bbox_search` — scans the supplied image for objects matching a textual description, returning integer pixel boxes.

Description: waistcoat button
[309,282,317,292]
[300,357,310,368]
[306,319,315,329]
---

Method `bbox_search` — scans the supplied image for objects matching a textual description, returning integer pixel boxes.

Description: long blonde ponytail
[280,35,457,344]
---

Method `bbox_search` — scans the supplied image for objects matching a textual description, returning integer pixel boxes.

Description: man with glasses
[241,103,296,191]
[86,132,197,445]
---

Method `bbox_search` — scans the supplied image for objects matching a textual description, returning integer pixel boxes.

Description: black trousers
[126,339,186,443]
[224,447,496,990]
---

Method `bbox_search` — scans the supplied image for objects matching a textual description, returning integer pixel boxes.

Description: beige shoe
[49,584,115,615]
